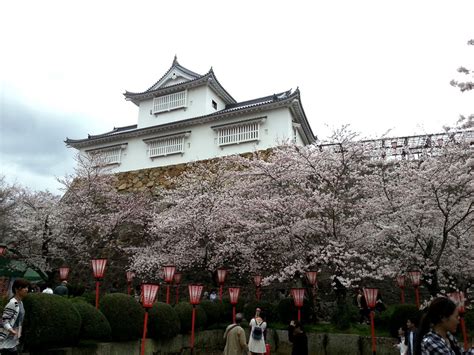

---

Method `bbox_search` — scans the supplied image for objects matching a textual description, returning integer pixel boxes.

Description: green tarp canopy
[0,258,45,282]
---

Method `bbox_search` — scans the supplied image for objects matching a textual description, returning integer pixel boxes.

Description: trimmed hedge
[22,293,81,350]
[70,299,111,341]
[99,293,144,341]
[385,304,420,337]
[174,302,207,333]
[331,300,359,330]
[200,300,223,326]
[148,302,181,340]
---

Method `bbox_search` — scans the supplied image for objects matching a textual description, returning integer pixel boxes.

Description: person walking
[288,320,308,355]
[405,316,417,355]
[415,296,474,355]
[0,278,30,354]
[248,308,267,355]
[53,280,69,296]
[223,313,248,355]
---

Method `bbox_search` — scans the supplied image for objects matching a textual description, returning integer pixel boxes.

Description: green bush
[277,298,312,324]
[244,301,278,323]
[148,302,180,340]
[22,293,81,350]
[77,291,96,306]
[174,302,207,333]
[200,300,223,327]
[330,301,359,330]
[67,283,86,297]
[386,304,420,337]
[70,299,111,341]
[99,293,144,341]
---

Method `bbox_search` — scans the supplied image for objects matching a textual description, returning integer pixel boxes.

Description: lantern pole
[229,287,241,323]
[408,271,421,308]
[174,273,182,304]
[396,275,405,304]
[217,269,227,302]
[189,284,203,354]
[91,259,107,309]
[449,291,468,350]
[163,265,176,304]
[253,275,262,301]
[126,271,135,296]
[140,284,159,355]
[363,288,379,355]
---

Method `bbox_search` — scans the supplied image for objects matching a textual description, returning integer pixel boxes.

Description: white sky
[0,0,473,193]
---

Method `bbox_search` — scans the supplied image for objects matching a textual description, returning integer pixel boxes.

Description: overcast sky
[0,0,473,193]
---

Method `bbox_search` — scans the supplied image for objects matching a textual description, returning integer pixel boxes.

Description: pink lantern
[163,265,176,283]
[0,245,6,256]
[363,287,379,355]
[189,284,203,305]
[290,288,305,321]
[306,271,318,286]
[163,265,176,304]
[59,267,70,281]
[217,268,227,301]
[254,275,263,301]
[91,258,107,309]
[448,291,468,350]
[141,284,159,308]
[363,288,379,309]
[229,287,240,323]
[140,284,159,355]
[126,271,135,295]
[188,285,204,352]
[408,271,421,287]
[91,259,107,279]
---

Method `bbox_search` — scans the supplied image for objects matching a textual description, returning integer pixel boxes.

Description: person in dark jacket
[288,320,308,355]
[53,280,68,296]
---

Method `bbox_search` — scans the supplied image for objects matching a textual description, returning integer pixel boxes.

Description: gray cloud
[0,87,90,185]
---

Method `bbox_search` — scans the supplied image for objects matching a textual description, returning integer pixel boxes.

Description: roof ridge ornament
[173,55,178,66]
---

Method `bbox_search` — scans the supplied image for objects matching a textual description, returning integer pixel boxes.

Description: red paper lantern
[229,287,240,305]
[141,284,159,308]
[189,285,203,305]
[173,273,182,284]
[290,288,305,307]
[91,258,107,279]
[396,275,405,288]
[408,271,421,287]
[448,291,466,314]
[126,271,135,283]
[0,245,6,256]
[59,267,70,281]
[163,265,176,283]
[306,271,318,286]
[363,288,379,309]
[253,275,263,287]
[217,269,227,284]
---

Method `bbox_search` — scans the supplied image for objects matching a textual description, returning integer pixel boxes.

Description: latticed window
[217,122,260,146]
[152,91,187,114]
[89,147,123,165]
[146,135,185,157]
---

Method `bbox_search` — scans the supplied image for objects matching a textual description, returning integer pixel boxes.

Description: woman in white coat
[248,308,267,355]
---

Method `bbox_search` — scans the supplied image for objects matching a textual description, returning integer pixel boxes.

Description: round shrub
[244,301,278,323]
[174,302,207,333]
[277,298,312,324]
[200,300,223,327]
[23,293,81,350]
[71,299,111,341]
[148,302,180,340]
[99,293,144,341]
[386,304,420,337]
[330,301,359,330]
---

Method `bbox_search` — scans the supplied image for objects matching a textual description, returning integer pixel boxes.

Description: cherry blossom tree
[450,39,474,92]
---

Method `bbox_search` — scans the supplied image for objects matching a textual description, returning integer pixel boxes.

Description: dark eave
[65,90,316,148]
